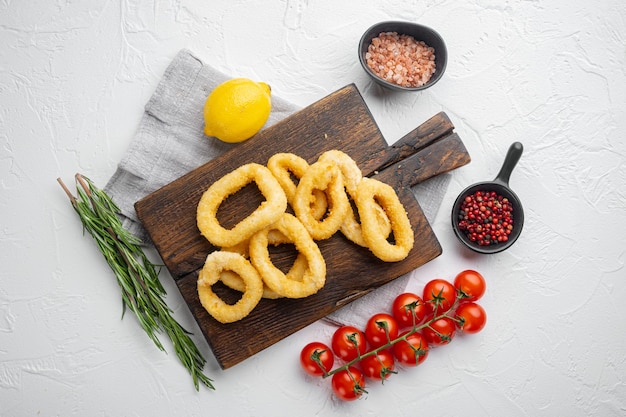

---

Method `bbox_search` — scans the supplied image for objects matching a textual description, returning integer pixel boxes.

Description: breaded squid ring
[220,232,308,299]
[355,177,414,262]
[197,251,264,323]
[220,228,292,258]
[218,242,275,299]
[318,150,362,194]
[318,150,392,246]
[218,269,282,300]
[267,153,327,219]
[219,254,308,299]
[250,213,326,298]
[293,161,350,240]
[341,203,393,247]
[196,163,287,248]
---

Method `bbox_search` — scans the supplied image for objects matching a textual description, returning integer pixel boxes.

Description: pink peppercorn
[457,190,514,246]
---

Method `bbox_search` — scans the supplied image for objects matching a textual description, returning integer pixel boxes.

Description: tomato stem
[347,368,368,396]
[310,349,329,375]
[375,352,398,382]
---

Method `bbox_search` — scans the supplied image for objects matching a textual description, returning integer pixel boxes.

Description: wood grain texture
[134,84,470,369]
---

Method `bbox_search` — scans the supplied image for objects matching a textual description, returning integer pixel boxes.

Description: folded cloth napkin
[104,49,298,243]
[104,49,450,327]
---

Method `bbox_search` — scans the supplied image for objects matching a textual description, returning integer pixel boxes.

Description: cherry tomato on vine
[392,292,428,329]
[392,331,429,367]
[331,366,366,401]
[360,349,396,381]
[331,326,367,362]
[300,342,334,376]
[455,302,487,333]
[364,313,399,348]
[423,279,457,313]
[422,317,456,346]
[454,270,486,302]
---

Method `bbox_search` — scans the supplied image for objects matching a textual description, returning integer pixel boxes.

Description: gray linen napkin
[104,49,450,327]
[104,49,298,243]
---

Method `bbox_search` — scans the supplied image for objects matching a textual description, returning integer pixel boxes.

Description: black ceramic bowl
[451,142,525,254]
[358,21,448,92]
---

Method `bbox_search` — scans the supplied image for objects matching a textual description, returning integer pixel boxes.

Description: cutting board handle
[373,132,471,188]
[361,111,455,175]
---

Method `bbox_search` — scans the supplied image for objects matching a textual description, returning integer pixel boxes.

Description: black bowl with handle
[451,142,524,254]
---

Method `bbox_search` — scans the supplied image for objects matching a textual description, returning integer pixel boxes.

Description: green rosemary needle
[58,173,214,391]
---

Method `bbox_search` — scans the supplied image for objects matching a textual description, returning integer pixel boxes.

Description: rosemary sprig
[57,174,214,391]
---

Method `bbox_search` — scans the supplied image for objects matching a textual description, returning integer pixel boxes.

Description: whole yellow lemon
[203,78,272,143]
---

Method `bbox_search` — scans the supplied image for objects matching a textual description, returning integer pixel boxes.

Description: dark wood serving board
[135,84,470,369]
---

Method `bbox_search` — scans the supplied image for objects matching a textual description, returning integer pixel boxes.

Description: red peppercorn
[457,190,514,246]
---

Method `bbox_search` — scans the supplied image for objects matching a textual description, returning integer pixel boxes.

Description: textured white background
[2,1,626,416]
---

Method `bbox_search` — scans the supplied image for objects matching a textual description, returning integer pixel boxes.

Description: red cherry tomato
[360,349,396,380]
[423,317,456,346]
[300,342,334,376]
[364,313,399,348]
[392,331,429,367]
[455,302,487,333]
[391,292,428,329]
[331,366,366,401]
[454,270,486,302]
[331,326,367,362]
[423,279,457,313]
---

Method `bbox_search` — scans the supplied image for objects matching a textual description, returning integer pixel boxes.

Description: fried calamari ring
[221,239,250,258]
[218,242,278,299]
[197,163,287,248]
[267,153,327,219]
[197,251,263,323]
[341,203,393,247]
[355,177,414,262]
[219,232,308,299]
[218,269,282,300]
[318,150,362,194]
[317,150,392,246]
[219,254,308,299]
[220,228,291,258]
[250,213,326,298]
[293,161,350,240]
[267,153,310,200]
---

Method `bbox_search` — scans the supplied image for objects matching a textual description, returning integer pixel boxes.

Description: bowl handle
[494,142,523,187]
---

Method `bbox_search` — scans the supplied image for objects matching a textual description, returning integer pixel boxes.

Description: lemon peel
[203,78,272,143]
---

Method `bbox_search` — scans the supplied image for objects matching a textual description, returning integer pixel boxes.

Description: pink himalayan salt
[365,31,436,88]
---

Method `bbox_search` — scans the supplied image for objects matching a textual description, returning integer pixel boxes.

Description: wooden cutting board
[135,84,470,369]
